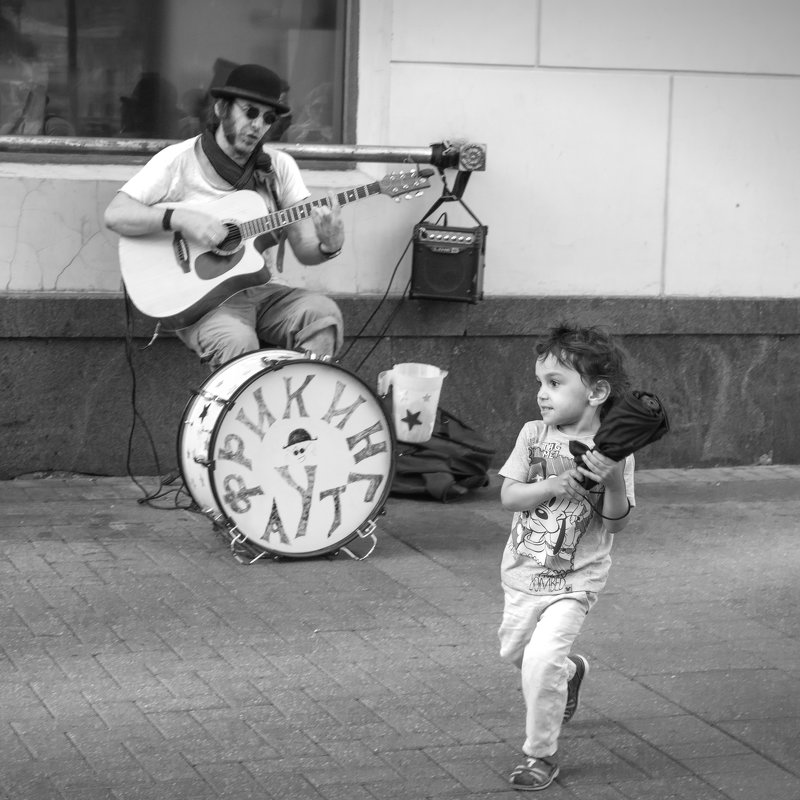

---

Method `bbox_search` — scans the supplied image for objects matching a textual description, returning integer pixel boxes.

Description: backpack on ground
[390,406,495,502]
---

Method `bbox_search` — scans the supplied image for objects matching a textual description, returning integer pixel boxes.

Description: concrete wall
[1,293,797,479]
[2,0,800,476]
[6,0,800,298]
[365,0,800,298]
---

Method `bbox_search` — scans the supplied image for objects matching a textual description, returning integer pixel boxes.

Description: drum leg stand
[210,520,269,565]
[230,530,271,565]
[213,519,379,563]
[337,522,378,561]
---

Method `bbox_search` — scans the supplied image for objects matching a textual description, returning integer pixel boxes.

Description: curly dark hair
[535,323,631,416]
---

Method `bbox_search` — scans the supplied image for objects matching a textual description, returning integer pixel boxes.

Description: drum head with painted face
[208,358,394,557]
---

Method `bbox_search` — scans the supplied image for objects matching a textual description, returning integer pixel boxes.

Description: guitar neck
[242,181,381,240]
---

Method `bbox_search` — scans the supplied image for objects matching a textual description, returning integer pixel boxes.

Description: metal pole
[0,136,435,164]
[0,136,486,169]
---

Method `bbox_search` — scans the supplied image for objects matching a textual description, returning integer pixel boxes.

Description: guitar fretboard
[241,182,381,239]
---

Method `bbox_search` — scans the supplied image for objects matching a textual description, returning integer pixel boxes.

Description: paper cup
[379,362,447,443]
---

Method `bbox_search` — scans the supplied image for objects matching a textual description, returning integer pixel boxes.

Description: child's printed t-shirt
[499,421,635,596]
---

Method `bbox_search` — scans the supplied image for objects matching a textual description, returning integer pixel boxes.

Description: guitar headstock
[378,168,434,201]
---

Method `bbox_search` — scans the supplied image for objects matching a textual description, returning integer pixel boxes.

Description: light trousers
[498,587,596,757]
[176,284,343,369]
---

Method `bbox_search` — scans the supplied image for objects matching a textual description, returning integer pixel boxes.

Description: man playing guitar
[104,63,345,369]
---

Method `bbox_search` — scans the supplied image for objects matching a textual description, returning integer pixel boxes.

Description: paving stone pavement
[1,465,799,800]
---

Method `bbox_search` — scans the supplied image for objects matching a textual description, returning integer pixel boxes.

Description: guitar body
[117,169,433,330]
[119,191,272,330]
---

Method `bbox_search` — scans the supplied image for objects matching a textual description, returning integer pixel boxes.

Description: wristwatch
[319,242,342,260]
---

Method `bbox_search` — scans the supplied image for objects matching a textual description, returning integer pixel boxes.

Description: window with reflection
[0,0,349,143]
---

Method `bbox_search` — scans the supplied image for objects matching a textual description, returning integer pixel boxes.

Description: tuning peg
[415,190,424,197]
[393,197,401,203]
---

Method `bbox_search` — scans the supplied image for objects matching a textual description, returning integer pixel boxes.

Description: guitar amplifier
[410,221,487,303]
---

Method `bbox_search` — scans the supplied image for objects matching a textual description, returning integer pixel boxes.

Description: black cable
[340,168,478,375]
[122,290,193,510]
[338,168,459,369]
[585,490,633,521]
[353,277,412,373]
[337,233,414,368]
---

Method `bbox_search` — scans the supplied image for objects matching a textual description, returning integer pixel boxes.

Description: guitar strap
[257,166,288,274]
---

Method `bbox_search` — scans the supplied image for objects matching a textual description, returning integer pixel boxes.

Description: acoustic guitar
[119,169,433,330]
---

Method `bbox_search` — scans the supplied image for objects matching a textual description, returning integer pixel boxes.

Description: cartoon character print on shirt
[510,441,593,591]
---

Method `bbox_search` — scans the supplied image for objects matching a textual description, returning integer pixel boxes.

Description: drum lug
[300,350,332,362]
[193,456,212,467]
[261,354,295,368]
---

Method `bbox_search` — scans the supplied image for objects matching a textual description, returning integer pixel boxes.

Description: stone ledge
[2,293,800,475]
[1,292,799,338]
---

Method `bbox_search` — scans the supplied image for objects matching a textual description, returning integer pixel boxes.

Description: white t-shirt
[498,420,636,596]
[119,136,310,278]
[121,135,309,207]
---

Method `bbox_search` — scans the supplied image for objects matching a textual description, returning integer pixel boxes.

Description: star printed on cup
[401,409,422,430]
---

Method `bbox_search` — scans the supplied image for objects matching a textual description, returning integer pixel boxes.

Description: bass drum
[178,350,395,560]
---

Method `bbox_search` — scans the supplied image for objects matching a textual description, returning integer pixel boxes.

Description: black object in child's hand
[569,390,670,490]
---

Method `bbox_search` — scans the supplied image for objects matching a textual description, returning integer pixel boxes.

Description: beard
[219,108,257,162]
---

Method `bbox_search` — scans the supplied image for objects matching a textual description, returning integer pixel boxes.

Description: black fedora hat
[209,64,290,114]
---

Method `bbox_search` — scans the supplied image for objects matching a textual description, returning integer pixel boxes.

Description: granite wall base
[1,293,798,479]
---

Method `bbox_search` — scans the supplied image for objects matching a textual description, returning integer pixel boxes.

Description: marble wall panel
[540,0,800,75]
[388,65,669,296]
[392,0,538,65]
[666,76,800,296]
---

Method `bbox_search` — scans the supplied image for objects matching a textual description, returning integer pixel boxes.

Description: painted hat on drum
[209,64,290,114]
[283,428,317,449]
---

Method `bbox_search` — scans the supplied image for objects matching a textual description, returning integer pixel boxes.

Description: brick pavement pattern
[1,465,799,799]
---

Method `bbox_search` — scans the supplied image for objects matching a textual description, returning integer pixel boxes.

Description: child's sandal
[509,755,560,791]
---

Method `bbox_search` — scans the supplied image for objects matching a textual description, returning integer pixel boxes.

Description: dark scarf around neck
[200,128,273,191]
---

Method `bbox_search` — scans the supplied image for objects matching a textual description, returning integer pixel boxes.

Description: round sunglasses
[234,101,278,126]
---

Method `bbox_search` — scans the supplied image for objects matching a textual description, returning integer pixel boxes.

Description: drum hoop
[176,349,307,513]
[176,391,211,513]
[204,356,397,558]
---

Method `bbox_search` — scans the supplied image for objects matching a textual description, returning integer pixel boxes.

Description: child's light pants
[498,588,597,758]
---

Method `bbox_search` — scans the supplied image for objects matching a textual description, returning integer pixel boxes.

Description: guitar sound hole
[216,223,242,255]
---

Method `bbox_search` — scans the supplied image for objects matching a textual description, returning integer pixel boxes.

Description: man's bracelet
[162,208,174,231]
[319,242,342,260]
